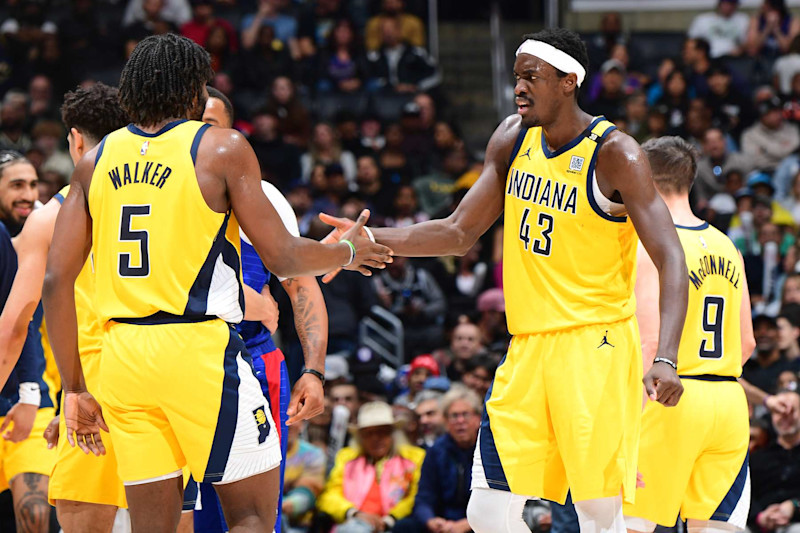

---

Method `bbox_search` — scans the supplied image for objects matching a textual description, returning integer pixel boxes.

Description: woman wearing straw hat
[317,401,426,532]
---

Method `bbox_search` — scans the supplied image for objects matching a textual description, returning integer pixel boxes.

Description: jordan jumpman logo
[520,147,531,160]
[597,330,614,348]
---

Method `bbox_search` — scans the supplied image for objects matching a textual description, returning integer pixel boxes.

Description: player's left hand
[0,402,37,442]
[63,390,109,456]
[318,212,362,283]
[643,359,683,407]
[43,416,59,449]
[286,372,325,426]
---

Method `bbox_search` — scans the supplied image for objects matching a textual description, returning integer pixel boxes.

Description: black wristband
[302,368,325,386]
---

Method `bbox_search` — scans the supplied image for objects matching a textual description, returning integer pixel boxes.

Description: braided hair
[119,34,214,128]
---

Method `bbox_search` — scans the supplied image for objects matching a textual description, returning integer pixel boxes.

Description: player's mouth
[13,202,32,217]
[516,100,532,115]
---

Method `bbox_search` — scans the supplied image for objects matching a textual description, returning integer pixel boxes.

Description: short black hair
[61,83,129,145]
[642,136,698,195]
[206,86,233,124]
[691,37,711,58]
[463,353,498,379]
[119,34,213,127]
[520,28,590,80]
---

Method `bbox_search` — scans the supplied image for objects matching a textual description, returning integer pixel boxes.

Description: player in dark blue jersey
[0,152,56,533]
[193,89,329,533]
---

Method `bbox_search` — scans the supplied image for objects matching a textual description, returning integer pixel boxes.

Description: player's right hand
[339,210,393,276]
[63,390,109,456]
[319,211,363,283]
[43,416,59,449]
[260,286,279,334]
[643,359,683,407]
[0,402,37,442]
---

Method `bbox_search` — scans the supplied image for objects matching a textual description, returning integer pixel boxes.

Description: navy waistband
[679,374,737,382]
[111,312,217,325]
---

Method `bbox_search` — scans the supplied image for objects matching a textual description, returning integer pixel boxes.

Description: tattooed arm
[282,276,328,426]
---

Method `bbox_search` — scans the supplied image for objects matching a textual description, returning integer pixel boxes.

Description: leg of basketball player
[215,468,281,533]
[686,519,744,533]
[177,510,194,533]
[466,487,533,533]
[55,500,117,533]
[125,476,184,533]
[9,473,50,533]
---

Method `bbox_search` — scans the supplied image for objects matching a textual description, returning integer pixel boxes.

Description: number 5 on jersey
[519,207,553,257]
[119,205,151,277]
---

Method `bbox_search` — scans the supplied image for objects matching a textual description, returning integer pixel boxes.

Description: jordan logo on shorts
[253,406,270,444]
[597,331,614,348]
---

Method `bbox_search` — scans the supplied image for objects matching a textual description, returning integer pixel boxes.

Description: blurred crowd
[4,0,800,530]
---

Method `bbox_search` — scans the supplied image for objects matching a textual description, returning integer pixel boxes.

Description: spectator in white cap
[317,401,426,532]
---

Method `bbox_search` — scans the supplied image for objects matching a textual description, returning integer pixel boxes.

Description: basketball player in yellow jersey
[321,27,687,533]
[41,34,391,533]
[623,138,754,531]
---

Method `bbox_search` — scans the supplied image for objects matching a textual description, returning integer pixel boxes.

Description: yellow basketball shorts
[100,319,281,485]
[49,379,127,508]
[0,407,56,492]
[472,317,642,504]
[623,378,749,529]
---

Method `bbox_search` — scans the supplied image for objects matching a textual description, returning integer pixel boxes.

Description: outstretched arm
[200,129,392,278]
[0,202,58,387]
[369,115,521,257]
[598,132,687,406]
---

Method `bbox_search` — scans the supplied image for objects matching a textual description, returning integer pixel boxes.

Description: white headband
[515,39,586,88]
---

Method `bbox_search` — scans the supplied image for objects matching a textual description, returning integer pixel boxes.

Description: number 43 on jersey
[519,207,553,256]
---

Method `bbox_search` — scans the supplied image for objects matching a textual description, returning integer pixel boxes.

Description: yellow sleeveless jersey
[503,117,638,335]
[88,120,244,323]
[54,186,102,358]
[675,222,743,377]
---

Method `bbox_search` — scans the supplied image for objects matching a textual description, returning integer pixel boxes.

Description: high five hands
[321,210,385,282]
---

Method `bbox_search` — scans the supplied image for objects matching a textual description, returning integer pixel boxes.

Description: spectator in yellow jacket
[317,401,426,532]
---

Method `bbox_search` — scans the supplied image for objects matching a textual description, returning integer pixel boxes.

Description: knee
[466,495,494,533]
[467,488,530,533]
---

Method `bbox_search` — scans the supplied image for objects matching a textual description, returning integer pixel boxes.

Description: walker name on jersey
[688,253,740,290]
[107,161,173,190]
[506,167,578,215]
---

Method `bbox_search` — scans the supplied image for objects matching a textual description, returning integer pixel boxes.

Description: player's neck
[660,194,702,227]
[135,117,186,134]
[540,107,592,152]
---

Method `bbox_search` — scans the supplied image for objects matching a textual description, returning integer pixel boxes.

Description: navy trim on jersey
[191,123,212,165]
[675,222,710,231]
[585,123,626,223]
[507,127,530,169]
[184,212,245,319]
[54,192,65,204]
[540,116,604,159]
[182,475,198,511]
[203,327,245,483]
[126,119,187,138]
[112,312,216,325]
[94,135,108,166]
[710,452,748,521]
[679,374,737,382]
[479,353,511,492]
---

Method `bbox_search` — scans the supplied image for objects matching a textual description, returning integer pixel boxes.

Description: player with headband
[320,27,687,533]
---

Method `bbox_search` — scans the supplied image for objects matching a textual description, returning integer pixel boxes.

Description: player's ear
[563,73,578,98]
[71,128,85,157]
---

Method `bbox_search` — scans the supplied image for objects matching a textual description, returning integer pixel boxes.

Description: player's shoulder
[489,114,526,155]
[598,127,640,155]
